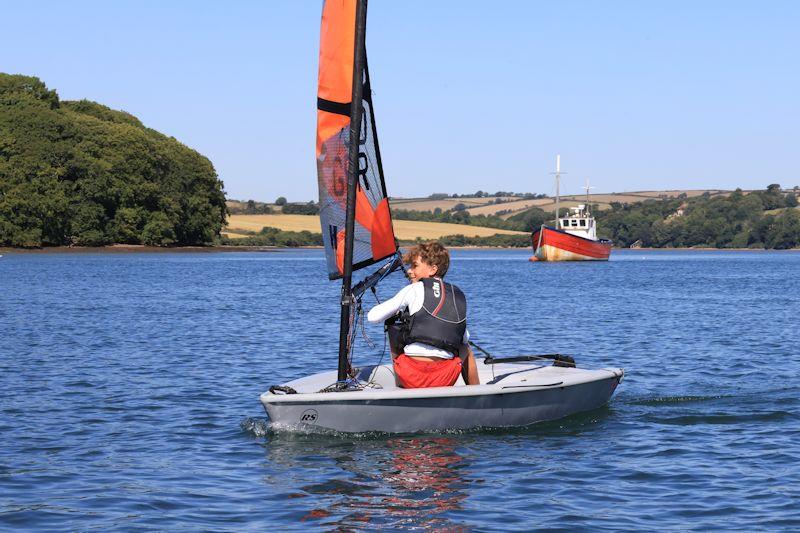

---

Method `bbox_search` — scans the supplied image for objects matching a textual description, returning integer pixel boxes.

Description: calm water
[1,249,799,530]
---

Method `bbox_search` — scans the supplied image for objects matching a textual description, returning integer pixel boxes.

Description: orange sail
[316,0,397,279]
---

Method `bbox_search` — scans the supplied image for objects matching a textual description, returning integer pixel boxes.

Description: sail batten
[316,0,397,281]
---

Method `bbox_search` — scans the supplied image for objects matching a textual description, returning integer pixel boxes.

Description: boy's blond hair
[402,242,450,277]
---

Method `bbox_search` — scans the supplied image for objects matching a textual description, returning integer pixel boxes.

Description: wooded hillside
[0,74,226,247]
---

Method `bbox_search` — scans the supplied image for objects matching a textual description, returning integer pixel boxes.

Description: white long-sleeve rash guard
[367,281,469,360]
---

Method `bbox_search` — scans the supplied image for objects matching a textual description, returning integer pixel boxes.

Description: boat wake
[625,394,731,406]
[626,384,800,407]
[240,417,271,438]
[622,387,800,427]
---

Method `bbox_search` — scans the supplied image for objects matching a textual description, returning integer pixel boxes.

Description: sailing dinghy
[260,0,623,433]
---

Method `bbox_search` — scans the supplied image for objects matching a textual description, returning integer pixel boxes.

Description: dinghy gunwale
[261,365,623,405]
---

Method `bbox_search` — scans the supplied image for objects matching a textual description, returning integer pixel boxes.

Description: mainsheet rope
[319,280,388,393]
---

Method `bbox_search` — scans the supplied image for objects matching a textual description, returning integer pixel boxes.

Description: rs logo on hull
[300,409,319,423]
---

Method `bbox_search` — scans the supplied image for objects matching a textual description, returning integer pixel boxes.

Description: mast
[552,154,562,227]
[336,0,368,384]
[583,178,593,216]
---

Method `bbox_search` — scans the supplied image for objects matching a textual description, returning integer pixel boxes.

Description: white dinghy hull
[261,363,623,433]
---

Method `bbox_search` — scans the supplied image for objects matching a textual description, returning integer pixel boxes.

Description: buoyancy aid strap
[449,282,461,321]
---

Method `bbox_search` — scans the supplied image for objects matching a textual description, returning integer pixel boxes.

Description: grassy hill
[224,189,744,243]
[401,189,735,219]
[224,214,526,241]
[228,189,739,221]
[225,187,799,249]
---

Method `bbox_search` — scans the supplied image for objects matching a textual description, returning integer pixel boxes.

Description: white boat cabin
[558,204,599,241]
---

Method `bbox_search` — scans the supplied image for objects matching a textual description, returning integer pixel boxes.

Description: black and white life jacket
[401,277,467,355]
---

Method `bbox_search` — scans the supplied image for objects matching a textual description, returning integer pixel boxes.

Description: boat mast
[583,178,593,215]
[336,0,368,384]
[552,154,561,226]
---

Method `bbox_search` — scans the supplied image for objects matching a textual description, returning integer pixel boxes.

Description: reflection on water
[263,434,471,528]
[252,406,621,527]
[379,437,468,527]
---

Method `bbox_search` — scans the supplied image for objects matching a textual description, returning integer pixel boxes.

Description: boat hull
[532,226,612,261]
[261,363,623,433]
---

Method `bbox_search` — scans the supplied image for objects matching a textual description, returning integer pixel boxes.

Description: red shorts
[393,354,462,389]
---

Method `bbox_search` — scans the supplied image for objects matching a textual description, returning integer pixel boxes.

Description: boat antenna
[583,178,594,216]
[336,0,369,385]
[550,154,566,226]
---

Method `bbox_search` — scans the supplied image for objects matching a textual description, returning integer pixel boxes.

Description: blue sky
[3,1,799,201]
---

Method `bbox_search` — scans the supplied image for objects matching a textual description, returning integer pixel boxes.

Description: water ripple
[1,249,799,529]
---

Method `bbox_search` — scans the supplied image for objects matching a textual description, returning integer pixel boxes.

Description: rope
[361,287,388,389]
[319,256,403,393]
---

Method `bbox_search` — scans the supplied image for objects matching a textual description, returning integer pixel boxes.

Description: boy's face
[406,256,438,283]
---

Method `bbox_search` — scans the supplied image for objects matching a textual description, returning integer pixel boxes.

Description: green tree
[761,184,785,210]
[70,202,108,246]
[765,209,800,249]
[141,212,177,246]
[275,196,287,206]
[109,207,146,244]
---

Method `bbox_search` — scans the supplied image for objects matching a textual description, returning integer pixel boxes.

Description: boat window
[571,220,578,227]
[579,219,586,227]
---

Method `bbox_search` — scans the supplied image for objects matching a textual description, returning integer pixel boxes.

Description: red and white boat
[531,155,612,261]
[531,205,612,261]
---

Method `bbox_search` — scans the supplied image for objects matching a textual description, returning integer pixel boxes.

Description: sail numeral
[358,152,370,190]
[332,155,346,197]
[359,107,368,144]
[357,106,370,190]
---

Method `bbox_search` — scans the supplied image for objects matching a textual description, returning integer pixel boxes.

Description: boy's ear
[430,264,439,275]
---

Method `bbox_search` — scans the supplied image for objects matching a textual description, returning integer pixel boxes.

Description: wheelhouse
[558,204,598,240]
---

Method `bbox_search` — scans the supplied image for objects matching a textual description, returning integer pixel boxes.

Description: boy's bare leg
[458,345,480,385]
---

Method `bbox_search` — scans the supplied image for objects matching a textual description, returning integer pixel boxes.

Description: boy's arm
[366,284,414,323]
[458,344,480,385]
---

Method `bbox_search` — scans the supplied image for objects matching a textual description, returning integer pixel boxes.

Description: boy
[367,242,480,388]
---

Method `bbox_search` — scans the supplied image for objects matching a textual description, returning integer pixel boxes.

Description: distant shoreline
[0,244,285,254]
[2,244,798,254]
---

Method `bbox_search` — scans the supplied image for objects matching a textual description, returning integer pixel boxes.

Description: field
[437,189,733,219]
[224,214,526,240]
[389,197,513,213]
[465,198,552,217]
[228,190,739,222]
